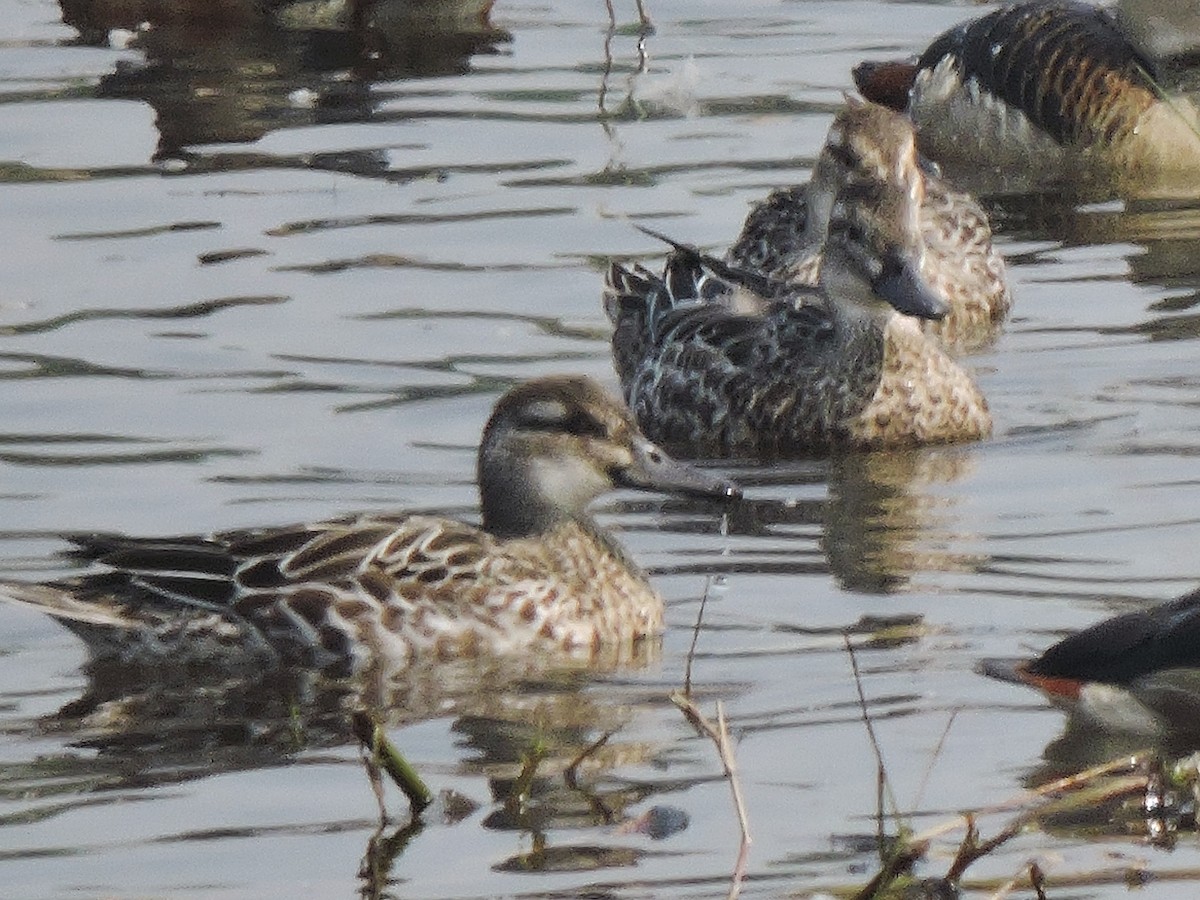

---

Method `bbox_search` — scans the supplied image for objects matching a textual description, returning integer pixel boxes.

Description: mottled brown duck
[604,102,991,459]
[853,0,1200,198]
[0,376,738,674]
[727,98,1011,353]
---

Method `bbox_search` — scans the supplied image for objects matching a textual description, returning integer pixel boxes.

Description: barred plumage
[854,0,1200,197]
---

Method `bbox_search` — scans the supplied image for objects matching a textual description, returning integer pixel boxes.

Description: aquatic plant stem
[683,575,713,697]
[843,635,902,834]
[352,710,434,816]
[670,692,751,899]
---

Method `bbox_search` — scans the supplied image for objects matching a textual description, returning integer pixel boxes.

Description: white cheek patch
[530,457,609,509]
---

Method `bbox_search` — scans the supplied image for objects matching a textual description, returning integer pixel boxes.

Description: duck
[853,0,1200,198]
[604,101,992,459]
[59,0,497,30]
[727,98,1011,354]
[979,587,1200,736]
[0,376,738,675]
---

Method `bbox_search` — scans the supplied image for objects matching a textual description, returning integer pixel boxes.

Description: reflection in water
[36,629,662,754]
[59,0,510,161]
[713,448,982,594]
[824,449,983,593]
[1035,714,1200,781]
[14,1,1200,893]
[989,194,1200,352]
[1007,714,1200,841]
[996,194,1200,296]
[3,635,694,880]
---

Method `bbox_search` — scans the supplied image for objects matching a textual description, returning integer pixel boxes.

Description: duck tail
[608,226,787,317]
[1,581,128,625]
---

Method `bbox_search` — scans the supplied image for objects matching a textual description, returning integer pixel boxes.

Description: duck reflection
[4,638,696,882]
[1035,714,1200,782]
[994,715,1200,842]
[995,194,1200,307]
[823,449,984,593]
[58,0,510,161]
[36,637,660,760]
[693,447,983,594]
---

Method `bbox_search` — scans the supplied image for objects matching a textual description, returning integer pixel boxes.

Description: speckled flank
[916,182,1011,351]
[0,377,735,673]
[606,254,990,458]
[844,316,992,446]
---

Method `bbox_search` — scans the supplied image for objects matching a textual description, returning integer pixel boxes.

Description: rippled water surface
[5,1,1200,897]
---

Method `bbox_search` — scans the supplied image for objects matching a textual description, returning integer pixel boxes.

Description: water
[3,0,1200,896]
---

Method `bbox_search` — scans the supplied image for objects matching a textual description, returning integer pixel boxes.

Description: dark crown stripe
[920,0,1156,146]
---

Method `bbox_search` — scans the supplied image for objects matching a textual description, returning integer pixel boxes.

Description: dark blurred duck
[728,99,1010,354]
[605,100,991,459]
[65,0,508,161]
[59,0,495,30]
[980,587,1200,736]
[854,0,1200,198]
[0,376,738,675]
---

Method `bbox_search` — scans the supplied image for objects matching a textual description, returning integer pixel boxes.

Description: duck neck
[480,477,565,541]
[479,446,601,540]
[819,254,891,336]
[803,159,839,245]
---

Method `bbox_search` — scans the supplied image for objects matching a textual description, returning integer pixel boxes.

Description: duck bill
[976,657,1033,686]
[619,437,741,501]
[873,256,948,320]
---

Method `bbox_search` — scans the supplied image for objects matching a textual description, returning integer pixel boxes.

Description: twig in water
[912,709,958,811]
[599,0,616,117]
[683,575,714,698]
[634,0,653,31]
[351,709,434,817]
[1030,860,1048,900]
[670,692,751,899]
[843,635,902,842]
[564,729,620,825]
[851,838,929,900]
[565,729,616,788]
[950,805,1050,885]
[359,818,425,900]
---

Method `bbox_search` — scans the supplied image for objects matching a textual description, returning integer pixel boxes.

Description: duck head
[478,376,739,538]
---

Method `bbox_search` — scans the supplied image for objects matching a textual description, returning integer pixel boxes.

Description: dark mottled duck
[605,101,991,459]
[854,0,1200,197]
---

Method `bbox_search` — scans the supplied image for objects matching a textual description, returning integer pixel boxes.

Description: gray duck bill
[873,256,948,320]
[620,438,741,500]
